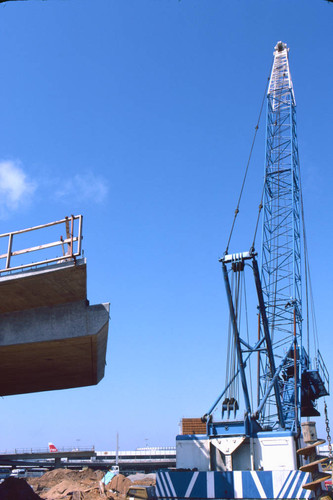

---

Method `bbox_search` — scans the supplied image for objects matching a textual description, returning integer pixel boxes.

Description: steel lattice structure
[259,42,302,431]
[206,42,328,436]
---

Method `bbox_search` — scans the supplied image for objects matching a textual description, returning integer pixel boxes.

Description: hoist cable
[243,268,253,409]
[225,268,243,403]
[324,399,332,461]
[251,185,264,252]
[299,175,320,355]
[225,314,232,393]
[232,272,241,399]
[300,174,310,356]
[225,270,233,394]
[225,69,271,255]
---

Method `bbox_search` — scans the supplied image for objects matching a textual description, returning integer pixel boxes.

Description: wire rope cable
[225,69,272,255]
[242,268,253,409]
[251,185,264,253]
[299,172,320,356]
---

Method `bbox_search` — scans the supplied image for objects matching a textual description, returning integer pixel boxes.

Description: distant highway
[0,446,176,473]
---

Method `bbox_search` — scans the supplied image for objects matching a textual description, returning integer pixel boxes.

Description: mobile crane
[157,42,330,500]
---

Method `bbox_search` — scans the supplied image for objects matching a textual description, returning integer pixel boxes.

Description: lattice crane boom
[204,41,328,436]
[260,41,302,431]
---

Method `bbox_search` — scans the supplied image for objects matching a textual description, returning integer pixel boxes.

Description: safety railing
[315,349,330,395]
[0,215,83,275]
[0,445,94,455]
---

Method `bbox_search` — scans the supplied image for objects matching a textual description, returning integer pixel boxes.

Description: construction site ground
[0,470,156,500]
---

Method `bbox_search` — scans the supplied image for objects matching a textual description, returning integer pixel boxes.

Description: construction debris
[25,469,155,500]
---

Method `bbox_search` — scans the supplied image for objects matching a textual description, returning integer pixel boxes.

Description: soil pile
[0,476,42,499]
[27,470,155,500]
[28,468,107,499]
[108,475,132,495]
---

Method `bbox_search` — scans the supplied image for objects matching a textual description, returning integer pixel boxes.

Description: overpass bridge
[0,447,176,474]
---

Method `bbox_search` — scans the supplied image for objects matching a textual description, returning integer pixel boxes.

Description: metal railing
[0,445,94,455]
[315,349,330,395]
[0,215,83,275]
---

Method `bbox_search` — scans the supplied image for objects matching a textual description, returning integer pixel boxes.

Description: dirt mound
[27,468,109,499]
[0,476,42,499]
[108,474,132,495]
[27,469,154,500]
[29,468,104,489]
[74,470,104,482]
[42,478,103,499]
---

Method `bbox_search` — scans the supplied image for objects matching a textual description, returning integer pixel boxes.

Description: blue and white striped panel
[272,471,312,499]
[156,470,313,499]
[241,471,312,499]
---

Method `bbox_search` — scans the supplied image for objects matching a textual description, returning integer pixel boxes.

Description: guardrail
[0,445,94,455]
[315,349,330,395]
[0,215,83,275]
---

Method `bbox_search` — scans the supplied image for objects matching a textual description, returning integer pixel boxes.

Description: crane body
[156,42,330,500]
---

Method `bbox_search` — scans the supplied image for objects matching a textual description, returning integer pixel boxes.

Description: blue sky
[0,0,332,452]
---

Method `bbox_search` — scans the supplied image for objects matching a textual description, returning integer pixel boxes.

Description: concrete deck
[0,259,87,313]
[0,259,109,395]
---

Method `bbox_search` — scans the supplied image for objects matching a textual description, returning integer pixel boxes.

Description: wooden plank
[182,418,206,435]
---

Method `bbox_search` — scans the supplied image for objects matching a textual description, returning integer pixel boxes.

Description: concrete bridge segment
[0,259,109,396]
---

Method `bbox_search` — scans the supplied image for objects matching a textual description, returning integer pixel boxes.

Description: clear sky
[0,0,332,453]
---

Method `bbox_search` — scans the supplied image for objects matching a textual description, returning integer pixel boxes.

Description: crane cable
[251,184,264,253]
[225,68,272,255]
[299,173,320,355]
[224,263,254,410]
[300,171,330,452]
[225,270,241,400]
[324,399,332,463]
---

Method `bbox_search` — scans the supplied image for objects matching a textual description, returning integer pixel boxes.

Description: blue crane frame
[204,42,328,436]
[260,41,302,432]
